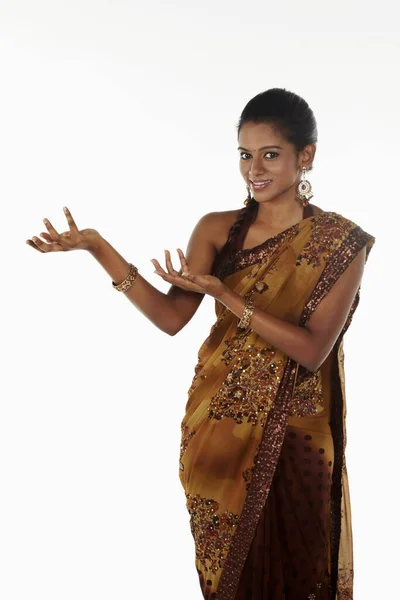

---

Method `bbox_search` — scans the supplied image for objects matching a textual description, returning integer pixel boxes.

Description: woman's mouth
[250,179,272,190]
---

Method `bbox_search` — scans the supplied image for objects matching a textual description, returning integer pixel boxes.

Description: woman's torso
[211,202,333,430]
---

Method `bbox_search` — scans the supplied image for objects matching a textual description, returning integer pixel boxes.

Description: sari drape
[178,211,375,600]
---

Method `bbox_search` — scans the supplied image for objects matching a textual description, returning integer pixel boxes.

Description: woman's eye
[239,152,279,160]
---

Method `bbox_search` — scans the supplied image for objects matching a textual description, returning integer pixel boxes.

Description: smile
[251,180,272,189]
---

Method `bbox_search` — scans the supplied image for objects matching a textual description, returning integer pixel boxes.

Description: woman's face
[238,121,314,203]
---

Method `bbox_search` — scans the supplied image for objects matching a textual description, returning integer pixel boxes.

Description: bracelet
[112,263,139,292]
[238,295,255,329]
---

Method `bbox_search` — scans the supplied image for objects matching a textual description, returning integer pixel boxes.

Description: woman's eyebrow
[237,145,283,151]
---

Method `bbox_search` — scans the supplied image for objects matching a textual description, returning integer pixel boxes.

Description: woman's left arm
[216,246,367,372]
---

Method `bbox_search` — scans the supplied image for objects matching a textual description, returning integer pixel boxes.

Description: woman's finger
[26,239,45,253]
[42,218,61,241]
[63,206,79,233]
[27,236,56,253]
[177,248,189,274]
[164,249,180,275]
[40,232,54,242]
[159,272,204,293]
[151,258,167,274]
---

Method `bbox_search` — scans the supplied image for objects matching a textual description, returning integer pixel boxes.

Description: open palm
[151,249,226,299]
[26,207,99,253]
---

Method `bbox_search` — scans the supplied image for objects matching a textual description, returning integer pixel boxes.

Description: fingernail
[63,206,68,212]
[43,218,48,224]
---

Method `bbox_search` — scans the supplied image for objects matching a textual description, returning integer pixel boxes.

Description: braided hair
[212,87,318,280]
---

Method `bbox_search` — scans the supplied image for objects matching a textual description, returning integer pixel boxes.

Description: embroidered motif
[216,224,301,280]
[208,345,284,426]
[186,493,240,575]
[296,212,354,268]
[289,366,324,416]
[299,222,375,326]
[220,327,253,366]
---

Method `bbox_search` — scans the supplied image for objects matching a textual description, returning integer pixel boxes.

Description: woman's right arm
[88,212,221,336]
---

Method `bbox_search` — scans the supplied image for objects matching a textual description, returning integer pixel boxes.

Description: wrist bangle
[238,295,255,329]
[112,263,139,292]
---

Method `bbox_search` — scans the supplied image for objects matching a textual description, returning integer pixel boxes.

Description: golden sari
[179,210,375,600]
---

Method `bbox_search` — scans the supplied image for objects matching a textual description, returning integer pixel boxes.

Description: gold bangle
[238,295,255,329]
[112,263,138,292]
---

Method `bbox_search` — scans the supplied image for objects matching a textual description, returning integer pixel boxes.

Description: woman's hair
[212,87,318,280]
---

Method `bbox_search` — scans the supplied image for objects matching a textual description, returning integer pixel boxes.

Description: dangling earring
[296,166,313,207]
[244,185,252,206]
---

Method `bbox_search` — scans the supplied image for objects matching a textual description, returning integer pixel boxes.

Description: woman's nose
[249,156,267,177]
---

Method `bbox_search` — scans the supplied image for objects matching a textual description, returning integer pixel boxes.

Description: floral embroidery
[289,366,324,416]
[220,326,253,366]
[296,213,354,268]
[208,345,284,426]
[186,493,240,575]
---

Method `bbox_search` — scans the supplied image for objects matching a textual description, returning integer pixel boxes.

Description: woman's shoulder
[197,208,242,252]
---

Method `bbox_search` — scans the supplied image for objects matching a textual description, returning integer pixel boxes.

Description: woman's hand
[26,207,101,253]
[151,248,227,299]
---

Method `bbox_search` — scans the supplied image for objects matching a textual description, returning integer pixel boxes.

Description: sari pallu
[178,211,375,600]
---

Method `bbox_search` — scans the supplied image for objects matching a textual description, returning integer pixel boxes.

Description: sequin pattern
[208,345,284,427]
[186,493,240,575]
[296,213,354,269]
[299,223,375,327]
[218,225,301,280]
[289,365,324,417]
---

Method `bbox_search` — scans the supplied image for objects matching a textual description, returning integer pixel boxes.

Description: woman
[26,88,375,600]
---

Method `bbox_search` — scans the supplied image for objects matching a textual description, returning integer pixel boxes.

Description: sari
[178,209,375,600]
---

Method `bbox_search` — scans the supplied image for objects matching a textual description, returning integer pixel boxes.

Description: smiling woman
[26,87,375,600]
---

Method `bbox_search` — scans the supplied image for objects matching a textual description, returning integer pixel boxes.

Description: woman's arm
[215,246,367,371]
[88,212,219,336]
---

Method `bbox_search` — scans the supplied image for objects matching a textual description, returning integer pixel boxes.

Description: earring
[296,166,313,206]
[244,185,252,206]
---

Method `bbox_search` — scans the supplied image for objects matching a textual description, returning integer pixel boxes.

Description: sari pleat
[179,210,375,600]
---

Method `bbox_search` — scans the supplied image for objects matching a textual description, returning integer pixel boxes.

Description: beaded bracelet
[238,295,255,329]
[112,263,139,292]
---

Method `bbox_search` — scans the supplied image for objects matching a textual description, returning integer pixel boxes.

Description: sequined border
[299,225,375,327]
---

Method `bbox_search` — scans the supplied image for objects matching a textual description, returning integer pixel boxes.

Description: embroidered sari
[178,210,375,600]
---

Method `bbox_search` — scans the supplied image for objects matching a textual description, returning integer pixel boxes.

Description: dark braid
[212,197,258,280]
[212,87,318,281]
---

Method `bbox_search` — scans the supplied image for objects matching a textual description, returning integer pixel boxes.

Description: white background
[0,1,398,598]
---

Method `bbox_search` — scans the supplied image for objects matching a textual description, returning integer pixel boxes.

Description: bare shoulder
[196,208,243,252]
